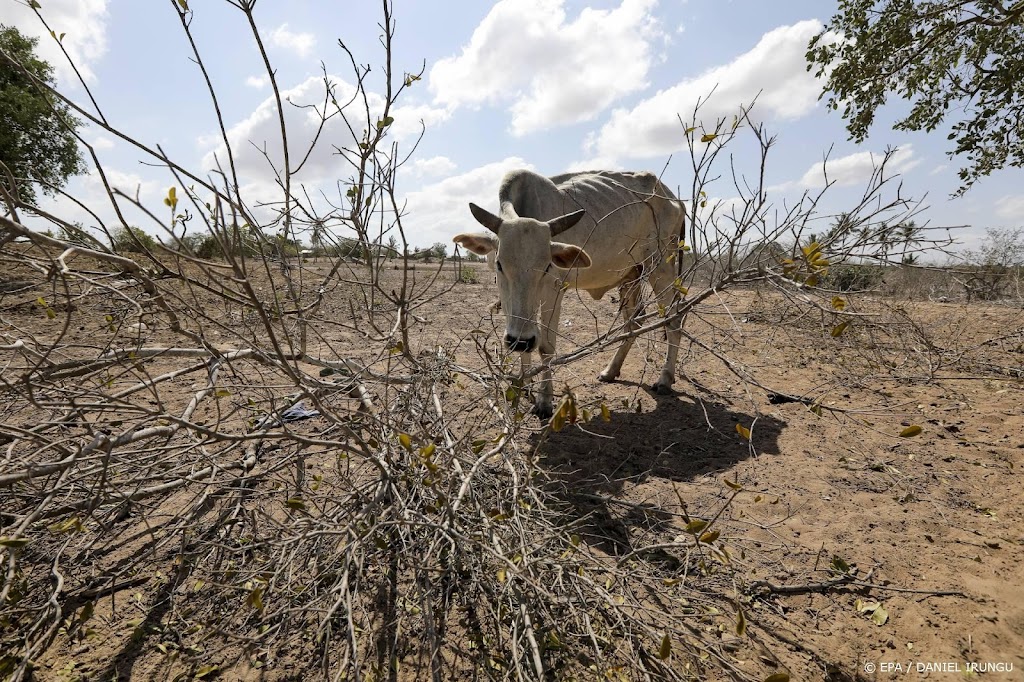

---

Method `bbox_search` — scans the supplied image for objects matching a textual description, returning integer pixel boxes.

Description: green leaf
[899,425,922,438]
[764,674,791,682]
[285,497,306,510]
[376,116,395,129]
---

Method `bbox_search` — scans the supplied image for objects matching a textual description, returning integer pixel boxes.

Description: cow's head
[453,202,591,353]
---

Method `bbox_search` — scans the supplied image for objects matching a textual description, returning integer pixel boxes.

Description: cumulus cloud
[790,145,919,189]
[995,195,1024,221]
[245,75,269,89]
[401,157,534,245]
[90,135,115,151]
[270,23,316,58]
[411,156,457,178]
[429,0,664,136]
[200,75,450,187]
[591,20,828,161]
[0,0,109,83]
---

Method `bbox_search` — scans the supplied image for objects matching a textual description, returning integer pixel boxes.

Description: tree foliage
[807,1,1024,194]
[0,25,86,205]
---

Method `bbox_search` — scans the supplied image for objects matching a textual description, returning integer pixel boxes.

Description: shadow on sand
[530,387,786,557]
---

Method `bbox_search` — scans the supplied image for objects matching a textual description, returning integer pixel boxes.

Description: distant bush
[825,264,885,292]
[458,266,479,284]
[111,226,158,254]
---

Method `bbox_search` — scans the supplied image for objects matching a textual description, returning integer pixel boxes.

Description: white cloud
[791,145,919,189]
[928,164,948,176]
[90,135,115,151]
[994,195,1024,221]
[564,156,623,173]
[0,0,109,83]
[201,75,450,188]
[401,157,534,245]
[270,23,316,58]
[245,75,269,89]
[411,156,457,178]
[429,0,664,136]
[592,20,828,161]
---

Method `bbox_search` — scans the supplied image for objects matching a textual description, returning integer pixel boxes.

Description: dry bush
[0,5,974,682]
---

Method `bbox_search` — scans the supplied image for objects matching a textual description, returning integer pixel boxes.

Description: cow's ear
[453,232,498,256]
[550,242,591,269]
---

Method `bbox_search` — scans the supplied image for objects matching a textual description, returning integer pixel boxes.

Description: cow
[453,169,686,419]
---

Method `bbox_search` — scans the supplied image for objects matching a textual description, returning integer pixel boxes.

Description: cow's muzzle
[505,334,536,353]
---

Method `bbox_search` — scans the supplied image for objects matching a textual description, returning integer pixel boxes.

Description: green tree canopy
[807,1,1024,195]
[0,24,86,205]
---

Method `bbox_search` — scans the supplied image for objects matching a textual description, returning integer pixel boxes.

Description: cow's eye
[544,263,552,274]
[496,261,503,273]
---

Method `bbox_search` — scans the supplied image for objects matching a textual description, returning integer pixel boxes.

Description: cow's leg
[532,289,563,420]
[648,264,684,394]
[598,275,642,383]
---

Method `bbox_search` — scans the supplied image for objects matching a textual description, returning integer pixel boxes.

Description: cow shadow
[529,389,785,557]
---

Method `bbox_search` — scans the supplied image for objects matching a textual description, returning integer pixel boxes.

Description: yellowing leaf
[831,296,846,311]
[700,133,718,143]
[699,530,721,544]
[419,442,436,459]
[246,586,264,611]
[685,519,708,534]
[831,321,850,338]
[764,674,792,682]
[899,425,922,438]
[600,403,611,422]
[195,664,219,678]
[399,433,413,450]
[658,633,672,660]
[47,517,84,534]
[723,478,743,491]
[735,605,747,636]
[285,497,306,510]
[870,605,889,626]
[735,423,751,440]
[0,537,31,548]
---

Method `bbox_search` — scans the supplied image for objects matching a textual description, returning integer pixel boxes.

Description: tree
[807,1,1024,194]
[0,25,86,205]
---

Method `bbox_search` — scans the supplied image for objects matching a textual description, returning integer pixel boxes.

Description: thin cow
[453,169,686,419]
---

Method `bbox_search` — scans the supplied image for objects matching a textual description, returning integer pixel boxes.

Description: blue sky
[3,0,1021,251]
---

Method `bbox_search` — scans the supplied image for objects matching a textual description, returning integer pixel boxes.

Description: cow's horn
[549,209,586,237]
[468,202,502,234]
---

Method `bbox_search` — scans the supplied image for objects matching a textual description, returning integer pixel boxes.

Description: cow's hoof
[597,370,618,383]
[652,381,674,395]
[532,403,554,421]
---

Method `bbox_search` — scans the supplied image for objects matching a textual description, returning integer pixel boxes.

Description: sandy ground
[2,255,1022,680]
